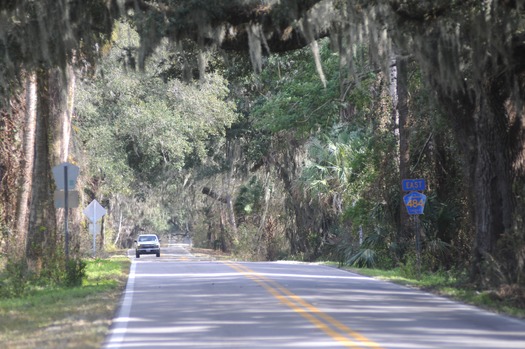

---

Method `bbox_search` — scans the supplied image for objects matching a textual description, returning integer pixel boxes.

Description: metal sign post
[52,162,80,262]
[64,165,69,260]
[93,203,97,256]
[414,216,421,278]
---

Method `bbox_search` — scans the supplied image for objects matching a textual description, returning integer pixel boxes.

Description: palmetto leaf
[347,248,376,268]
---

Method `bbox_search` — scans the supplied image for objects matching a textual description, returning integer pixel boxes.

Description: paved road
[103,246,525,348]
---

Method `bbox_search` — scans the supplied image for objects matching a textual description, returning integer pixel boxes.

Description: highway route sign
[403,191,427,215]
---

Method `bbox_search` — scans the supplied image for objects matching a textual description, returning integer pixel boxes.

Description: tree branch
[123,0,328,53]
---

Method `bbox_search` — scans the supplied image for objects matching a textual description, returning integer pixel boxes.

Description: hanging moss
[0,0,115,102]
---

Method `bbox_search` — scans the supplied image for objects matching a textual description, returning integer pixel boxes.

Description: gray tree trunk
[13,72,37,259]
[26,65,74,271]
[26,68,57,272]
[436,79,516,285]
[50,65,76,256]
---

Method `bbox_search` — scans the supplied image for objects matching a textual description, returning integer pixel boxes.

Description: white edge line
[102,261,137,348]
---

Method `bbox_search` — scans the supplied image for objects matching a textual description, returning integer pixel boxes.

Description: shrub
[64,259,87,287]
[400,253,421,279]
[0,259,32,298]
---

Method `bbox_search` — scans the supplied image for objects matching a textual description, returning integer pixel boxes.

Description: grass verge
[343,266,525,319]
[0,256,130,349]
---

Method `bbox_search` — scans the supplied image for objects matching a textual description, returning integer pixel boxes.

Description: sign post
[84,199,107,257]
[402,178,427,278]
[65,166,69,260]
[52,162,79,261]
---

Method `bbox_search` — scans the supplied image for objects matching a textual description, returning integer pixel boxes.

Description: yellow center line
[267,280,382,349]
[226,262,362,348]
[224,262,384,349]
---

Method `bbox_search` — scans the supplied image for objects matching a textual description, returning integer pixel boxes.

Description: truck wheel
[156,252,160,257]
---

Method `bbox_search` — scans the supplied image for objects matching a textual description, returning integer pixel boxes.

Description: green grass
[0,256,130,349]
[345,266,525,319]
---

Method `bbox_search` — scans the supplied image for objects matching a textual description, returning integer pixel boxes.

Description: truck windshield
[139,236,156,242]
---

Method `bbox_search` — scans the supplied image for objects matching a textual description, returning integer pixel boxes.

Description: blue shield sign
[403,191,426,215]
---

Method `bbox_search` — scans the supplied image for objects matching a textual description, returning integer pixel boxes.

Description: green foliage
[346,227,397,269]
[234,176,264,218]
[77,65,236,186]
[399,253,421,279]
[241,37,403,263]
[232,224,258,261]
[77,22,238,178]
[299,124,400,267]
[75,22,239,237]
[303,128,381,203]
[0,259,32,298]
[0,256,87,298]
[0,257,129,348]
[348,266,525,319]
[251,40,341,138]
[0,256,127,300]
[64,259,87,288]
[347,248,376,268]
[83,258,128,287]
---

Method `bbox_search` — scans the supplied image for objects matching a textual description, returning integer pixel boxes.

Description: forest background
[0,0,524,300]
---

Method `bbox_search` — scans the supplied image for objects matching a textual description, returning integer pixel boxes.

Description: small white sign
[54,190,80,208]
[83,199,107,223]
[89,223,102,234]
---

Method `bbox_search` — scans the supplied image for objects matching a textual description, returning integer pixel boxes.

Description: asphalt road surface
[103,245,525,348]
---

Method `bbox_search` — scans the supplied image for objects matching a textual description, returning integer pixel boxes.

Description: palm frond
[347,248,376,268]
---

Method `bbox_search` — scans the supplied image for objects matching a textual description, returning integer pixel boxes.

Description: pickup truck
[134,234,161,258]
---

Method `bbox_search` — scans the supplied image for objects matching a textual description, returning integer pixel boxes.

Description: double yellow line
[224,262,383,349]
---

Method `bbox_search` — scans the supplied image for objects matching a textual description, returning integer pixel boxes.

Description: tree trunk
[470,84,514,279]
[26,65,74,270]
[26,68,58,272]
[49,65,75,255]
[114,209,123,246]
[13,73,37,259]
[99,217,106,252]
[272,135,317,257]
[393,56,412,259]
[256,171,271,257]
[436,79,516,285]
[218,204,230,252]
[49,64,75,164]
[225,141,238,237]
